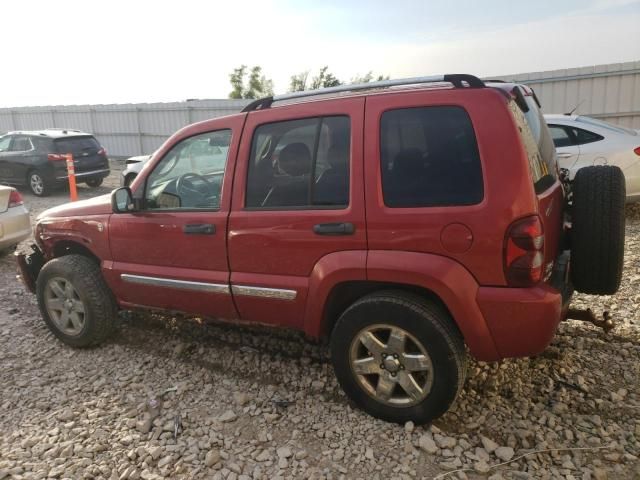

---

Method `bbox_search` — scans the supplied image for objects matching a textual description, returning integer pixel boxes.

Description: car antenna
[565,99,585,116]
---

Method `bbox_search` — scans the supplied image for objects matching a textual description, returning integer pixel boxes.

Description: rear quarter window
[508,99,557,193]
[380,106,483,208]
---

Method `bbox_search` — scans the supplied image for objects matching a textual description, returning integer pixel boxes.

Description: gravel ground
[0,163,639,480]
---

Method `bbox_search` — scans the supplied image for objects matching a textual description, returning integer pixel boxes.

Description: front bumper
[15,244,45,293]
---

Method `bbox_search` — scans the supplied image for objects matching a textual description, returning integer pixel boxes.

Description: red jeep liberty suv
[17,74,625,424]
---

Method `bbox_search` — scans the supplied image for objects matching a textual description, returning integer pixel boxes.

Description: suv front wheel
[36,255,116,347]
[28,170,49,197]
[330,291,466,424]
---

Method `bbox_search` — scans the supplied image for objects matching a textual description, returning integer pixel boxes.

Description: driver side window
[145,130,231,210]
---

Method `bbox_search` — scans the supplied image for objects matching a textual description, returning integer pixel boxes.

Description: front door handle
[183,223,215,235]
[313,222,355,236]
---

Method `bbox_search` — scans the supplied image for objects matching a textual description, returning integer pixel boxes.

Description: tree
[228,65,274,99]
[310,66,342,89]
[289,71,309,92]
[351,72,390,84]
[288,66,342,92]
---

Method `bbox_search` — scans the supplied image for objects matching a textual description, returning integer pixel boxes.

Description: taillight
[504,215,544,287]
[634,146,640,156]
[98,147,107,156]
[48,153,65,161]
[8,189,23,207]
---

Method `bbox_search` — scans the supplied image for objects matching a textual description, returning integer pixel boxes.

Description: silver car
[0,186,30,251]
[545,114,640,201]
[121,154,151,187]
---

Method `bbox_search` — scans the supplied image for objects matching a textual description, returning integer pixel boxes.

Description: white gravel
[0,163,638,479]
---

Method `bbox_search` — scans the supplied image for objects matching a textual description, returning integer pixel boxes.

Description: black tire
[571,165,625,295]
[86,177,104,188]
[330,290,466,424]
[36,255,116,347]
[27,170,49,197]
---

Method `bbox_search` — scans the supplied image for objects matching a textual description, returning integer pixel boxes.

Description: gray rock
[494,446,515,462]
[219,410,237,423]
[418,434,438,454]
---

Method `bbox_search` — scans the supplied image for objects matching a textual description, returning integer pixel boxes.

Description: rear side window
[549,126,573,148]
[246,115,350,209]
[508,99,556,193]
[9,136,34,152]
[380,106,483,208]
[572,127,603,145]
[55,136,100,154]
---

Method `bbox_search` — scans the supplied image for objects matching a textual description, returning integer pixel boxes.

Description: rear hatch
[55,136,108,174]
[506,85,564,281]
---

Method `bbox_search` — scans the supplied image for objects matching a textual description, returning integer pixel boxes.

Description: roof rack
[242,74,485,112]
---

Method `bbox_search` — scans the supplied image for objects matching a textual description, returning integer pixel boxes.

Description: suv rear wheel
[36,255,116,347]
[571,165,625,295]
[86,178,103,188]
[330,291,466,424]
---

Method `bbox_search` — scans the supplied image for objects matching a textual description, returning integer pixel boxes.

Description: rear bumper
[56,168,110,181]
[0,205,31,250]
[477,283,564,359]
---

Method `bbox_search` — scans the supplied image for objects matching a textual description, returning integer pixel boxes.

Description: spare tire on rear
[570,165,625,295]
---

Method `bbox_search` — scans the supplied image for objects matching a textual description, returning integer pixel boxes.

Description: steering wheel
[176,172,211,199]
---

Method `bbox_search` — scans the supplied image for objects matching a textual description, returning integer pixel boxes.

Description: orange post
[65,153,78,201]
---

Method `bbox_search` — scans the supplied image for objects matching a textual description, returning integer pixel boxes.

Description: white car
[545,114,640,201]
[0,186,30,251]
[121,154,151,187]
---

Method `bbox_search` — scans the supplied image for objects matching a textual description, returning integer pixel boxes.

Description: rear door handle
[183,223,215,235]
[313,222,355,236]
[557,152,574,159]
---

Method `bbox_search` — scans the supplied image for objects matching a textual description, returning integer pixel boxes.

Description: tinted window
[246,116,350,208]
[571,127,603,145]
[145,130,231,210]
[549,125,573,148]
[0,136,11,152]
[9,136,33,152]
[380,106,483,208]
[55,136,100,154]
[508,100,555,193]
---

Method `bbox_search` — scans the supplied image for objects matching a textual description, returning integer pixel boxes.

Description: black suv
[0,129,110,196]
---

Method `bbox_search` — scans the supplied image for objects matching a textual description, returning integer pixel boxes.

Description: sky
[0,0,639,107]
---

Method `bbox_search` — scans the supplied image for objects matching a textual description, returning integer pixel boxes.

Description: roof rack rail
[241,74,485,112]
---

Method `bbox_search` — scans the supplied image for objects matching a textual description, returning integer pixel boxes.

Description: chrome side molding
[231,285,297,301]
[120,274,297,301]
[121,274,230,294]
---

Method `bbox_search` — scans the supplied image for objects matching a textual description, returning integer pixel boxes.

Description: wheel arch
[51,240,101,265]
[304,250,500,361]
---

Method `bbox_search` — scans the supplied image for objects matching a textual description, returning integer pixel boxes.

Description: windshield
[576,116,637,136]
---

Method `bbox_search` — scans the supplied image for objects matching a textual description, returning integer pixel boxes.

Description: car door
[548,124,580,177]
[227,98,366,329]
[0,135,13,181]
[107,116,245,320]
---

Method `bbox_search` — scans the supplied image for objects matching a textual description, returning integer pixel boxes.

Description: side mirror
[111,187,136,213]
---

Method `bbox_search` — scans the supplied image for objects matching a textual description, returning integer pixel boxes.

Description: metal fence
[493,60,640,129]
[0,99,250,158]
[2,61,638,158]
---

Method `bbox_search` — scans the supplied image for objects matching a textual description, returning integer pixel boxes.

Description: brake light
[8,189,23,207]
[504,215,544,287]
[634,147,640,156]
[47,153,65,161]
[98,147,107,156]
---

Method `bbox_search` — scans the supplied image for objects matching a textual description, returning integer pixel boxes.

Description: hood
[37,193,112,220]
